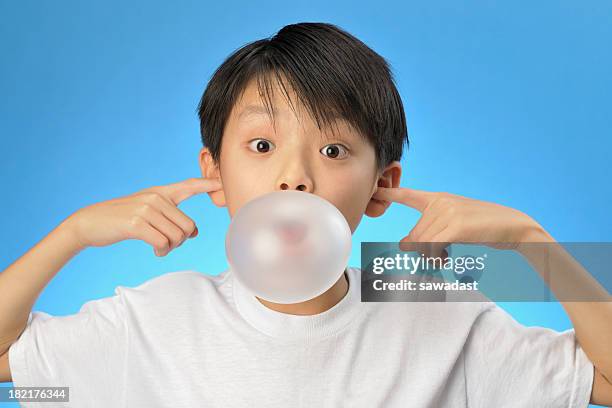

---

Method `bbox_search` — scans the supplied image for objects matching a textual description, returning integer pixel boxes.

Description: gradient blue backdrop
[1,1,610,407]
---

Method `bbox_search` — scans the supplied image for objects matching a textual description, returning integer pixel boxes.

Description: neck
[256,268,349,315]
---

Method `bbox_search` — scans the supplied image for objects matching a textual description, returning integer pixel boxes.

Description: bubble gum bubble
[225,190,352,304]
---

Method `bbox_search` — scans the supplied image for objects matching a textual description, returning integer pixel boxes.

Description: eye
[247,138,275,153]
[320,144,349,159]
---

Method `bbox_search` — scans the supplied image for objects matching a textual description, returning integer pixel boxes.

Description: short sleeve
[464,303,594,408]
[8,287,128,407]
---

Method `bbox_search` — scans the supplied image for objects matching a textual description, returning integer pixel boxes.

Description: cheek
[223,180,254,218]
[322,170,375,233]
[337,196,369,233]
[220,163,272,218]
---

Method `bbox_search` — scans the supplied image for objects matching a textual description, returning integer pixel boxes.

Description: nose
[276,163,313,192]
[275,145,314,192]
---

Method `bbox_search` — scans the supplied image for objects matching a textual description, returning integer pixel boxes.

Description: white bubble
[225,190,352,304]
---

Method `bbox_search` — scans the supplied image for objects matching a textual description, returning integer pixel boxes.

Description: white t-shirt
[8,266,594,407]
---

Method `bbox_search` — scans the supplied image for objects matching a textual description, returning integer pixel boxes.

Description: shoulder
[115,269,233,310]
[123,269,230,293]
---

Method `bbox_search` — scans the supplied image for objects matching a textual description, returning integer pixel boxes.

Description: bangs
[250,59,365,143]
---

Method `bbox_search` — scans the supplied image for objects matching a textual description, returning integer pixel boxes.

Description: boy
[1,22,611,407]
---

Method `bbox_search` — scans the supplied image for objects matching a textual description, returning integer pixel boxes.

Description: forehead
[232,78,309,122]
[230,78,360,138]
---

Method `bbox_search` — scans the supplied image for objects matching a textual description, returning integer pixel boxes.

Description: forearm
[517,229,612,379]
[0,217,85,354]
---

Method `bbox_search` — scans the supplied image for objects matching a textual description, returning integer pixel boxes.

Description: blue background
[0,1,610,406]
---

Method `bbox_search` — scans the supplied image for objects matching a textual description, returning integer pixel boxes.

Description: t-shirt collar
[231,265,360,340]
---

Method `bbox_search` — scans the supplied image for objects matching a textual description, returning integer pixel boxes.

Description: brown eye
[248,138,275,153]
[320,144,348,159]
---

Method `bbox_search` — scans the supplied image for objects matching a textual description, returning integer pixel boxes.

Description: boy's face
[199,77,401,233]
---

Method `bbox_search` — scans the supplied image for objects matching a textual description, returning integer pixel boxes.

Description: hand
[372,186,553,257]
[64,177,223,256]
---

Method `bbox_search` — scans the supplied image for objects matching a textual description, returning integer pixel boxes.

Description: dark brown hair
[197,22,408,171]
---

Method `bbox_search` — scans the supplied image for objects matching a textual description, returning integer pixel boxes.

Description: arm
[0,339,13,382]
[373,185,612,406]
[517,230,612,406]
[0,177,222,383]
[593,367,612,406]
[0,219,83,360]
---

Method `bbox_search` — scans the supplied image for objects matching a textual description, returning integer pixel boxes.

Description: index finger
[162,177,223,205]
[373,186,435,212]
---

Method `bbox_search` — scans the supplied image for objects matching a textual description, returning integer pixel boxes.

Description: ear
[199,147,227,208]
[365,161,402,218]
